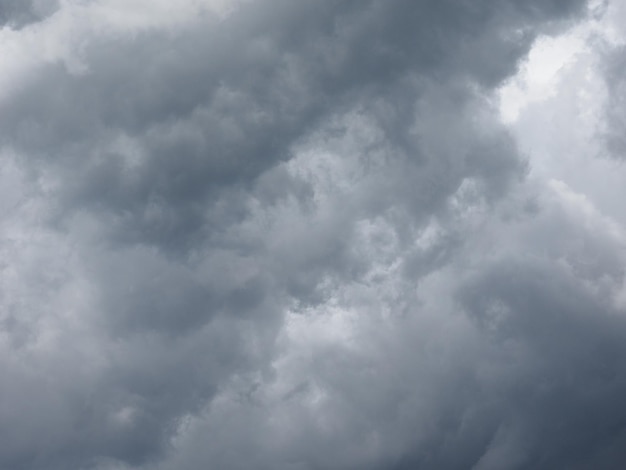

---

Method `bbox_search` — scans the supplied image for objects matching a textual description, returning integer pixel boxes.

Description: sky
[1,1,626,469]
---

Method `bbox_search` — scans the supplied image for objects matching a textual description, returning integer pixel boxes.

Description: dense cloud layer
[2,0,626,469]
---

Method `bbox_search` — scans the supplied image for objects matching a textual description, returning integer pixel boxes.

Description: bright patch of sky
[499,0,626,226]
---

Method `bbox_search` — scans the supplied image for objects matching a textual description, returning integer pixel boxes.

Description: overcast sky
[1,1,626,469]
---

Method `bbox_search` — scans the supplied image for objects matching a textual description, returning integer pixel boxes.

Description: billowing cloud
[2,0,626,469]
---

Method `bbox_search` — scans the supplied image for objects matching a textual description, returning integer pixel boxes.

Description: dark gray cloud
[0,0,59,28]
[0,0,585,253]
[3,1,625,470]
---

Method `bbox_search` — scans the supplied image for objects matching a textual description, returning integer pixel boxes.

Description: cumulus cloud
[2,0,626,469]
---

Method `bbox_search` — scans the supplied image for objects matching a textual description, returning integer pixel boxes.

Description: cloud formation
[0,0,59,28]
[603,44,626,158]
[2,0,626,469]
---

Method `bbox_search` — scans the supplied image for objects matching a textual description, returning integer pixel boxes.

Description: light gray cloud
[3,1,625,470]
[591,0,626,160]
[602,43,626,159]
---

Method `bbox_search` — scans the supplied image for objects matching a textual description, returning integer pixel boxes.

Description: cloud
[584,0,626,160]
[150,177,626,470]
[602,42,626,159]
[4,1,626,470]
[0,0,60,28]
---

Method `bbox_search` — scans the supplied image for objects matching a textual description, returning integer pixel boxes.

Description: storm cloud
[1,0,626,469]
